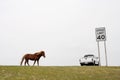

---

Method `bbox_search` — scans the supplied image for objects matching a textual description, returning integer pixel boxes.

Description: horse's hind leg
[33,60,36,66]
[37,60,39,66]
[24,60,29,66]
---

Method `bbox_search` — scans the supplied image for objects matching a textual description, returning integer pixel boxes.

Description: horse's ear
[41,51,45,53]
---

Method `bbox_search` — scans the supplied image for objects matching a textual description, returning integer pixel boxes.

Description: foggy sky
[0,0,120,66]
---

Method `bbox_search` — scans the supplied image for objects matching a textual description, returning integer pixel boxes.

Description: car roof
[84,54,94,57]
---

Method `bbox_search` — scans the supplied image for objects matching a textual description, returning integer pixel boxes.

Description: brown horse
[20,51,45,66]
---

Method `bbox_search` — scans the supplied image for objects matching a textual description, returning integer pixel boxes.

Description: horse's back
[24,54,33,58]
[24,53,37,60]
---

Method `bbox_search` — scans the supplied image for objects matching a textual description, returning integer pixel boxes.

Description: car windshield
[84,55,94,57]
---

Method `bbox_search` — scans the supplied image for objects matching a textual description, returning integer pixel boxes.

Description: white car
[79,54,99,66]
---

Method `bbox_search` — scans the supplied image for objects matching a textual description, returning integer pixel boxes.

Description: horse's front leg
[37,60,39,66]
[33,60,36,66]
[26,60,30,66]
[24,60,26,66]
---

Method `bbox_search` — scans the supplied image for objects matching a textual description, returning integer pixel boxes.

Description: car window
[84,55,94,57]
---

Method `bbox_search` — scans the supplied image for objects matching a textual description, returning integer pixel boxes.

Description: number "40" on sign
[97,35,105,40]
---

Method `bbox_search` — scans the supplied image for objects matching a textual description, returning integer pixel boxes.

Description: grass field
[0,66,120,80]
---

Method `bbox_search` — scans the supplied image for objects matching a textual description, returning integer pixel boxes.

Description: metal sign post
[97,41,101,66]
[104,41,108,66]
[95,27,108,66]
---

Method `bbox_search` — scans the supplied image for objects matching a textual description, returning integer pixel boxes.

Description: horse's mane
[34,51,44,54]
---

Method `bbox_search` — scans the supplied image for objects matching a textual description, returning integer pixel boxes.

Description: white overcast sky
[0,0,120,66]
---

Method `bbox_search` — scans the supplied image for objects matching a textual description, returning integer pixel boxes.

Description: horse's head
[40,51,46,58]
[35,51,46,58]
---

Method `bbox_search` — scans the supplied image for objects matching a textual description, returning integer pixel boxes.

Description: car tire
[80,64,84,66]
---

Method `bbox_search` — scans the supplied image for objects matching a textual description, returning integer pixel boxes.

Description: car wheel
[81,64,84,66]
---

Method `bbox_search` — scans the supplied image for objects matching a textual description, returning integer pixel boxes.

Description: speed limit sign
[95,27,106,42]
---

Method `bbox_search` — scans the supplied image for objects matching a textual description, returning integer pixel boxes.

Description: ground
[0,66,120,80]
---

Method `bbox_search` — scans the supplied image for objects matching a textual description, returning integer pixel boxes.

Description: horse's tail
[20,55,25,66]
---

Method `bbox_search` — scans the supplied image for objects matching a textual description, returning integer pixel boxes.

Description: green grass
[0,66,120,80]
